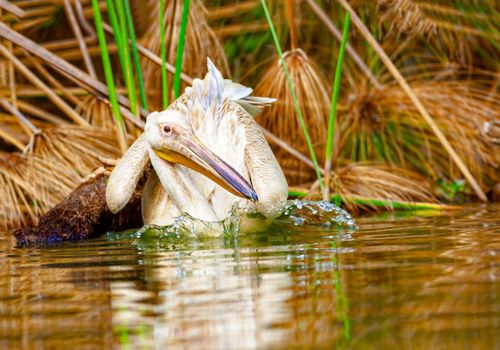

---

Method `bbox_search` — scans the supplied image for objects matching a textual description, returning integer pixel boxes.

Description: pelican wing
[238,108,288,214]
[235,95,277,117]
[106,133,150,213]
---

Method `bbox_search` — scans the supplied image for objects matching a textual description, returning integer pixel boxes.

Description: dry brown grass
[377,0,499,39]
[331,163,437,212]
[375,0,500,66]
[336,68,499,191]
[27,125,122,180]
[377,0,438,37]
[0,152,77,230]
[0,0,497,236]
[254,49,330,185]
[76,96,115,130]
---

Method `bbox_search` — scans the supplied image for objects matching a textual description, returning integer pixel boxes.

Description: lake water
[0,205,498,349]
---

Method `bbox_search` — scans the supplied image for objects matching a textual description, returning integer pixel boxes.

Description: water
[0,205,498,349]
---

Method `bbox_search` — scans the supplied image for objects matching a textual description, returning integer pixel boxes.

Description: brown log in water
[13,173,145,246]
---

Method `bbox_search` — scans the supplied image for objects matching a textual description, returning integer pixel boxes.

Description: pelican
[105,59,288,227]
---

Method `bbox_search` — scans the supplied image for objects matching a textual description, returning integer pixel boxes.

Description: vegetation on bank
[0,0,498,230]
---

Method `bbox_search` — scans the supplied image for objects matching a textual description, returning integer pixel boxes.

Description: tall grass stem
[160,0,169,108]
[123,0,148,110]
[113,0,138,115]
[260,0,324,191]
[324,12,350,200]
[91,0,127,154]
[174,0,190,99]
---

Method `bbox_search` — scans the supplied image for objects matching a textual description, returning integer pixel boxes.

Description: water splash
[106,200,356,241]
[277,200,357,228]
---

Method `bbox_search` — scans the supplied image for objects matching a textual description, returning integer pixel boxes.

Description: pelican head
[106,58,288,226]
[145,110,258,202]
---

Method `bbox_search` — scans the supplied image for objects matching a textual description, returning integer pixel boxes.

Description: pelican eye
[162,125,172,134]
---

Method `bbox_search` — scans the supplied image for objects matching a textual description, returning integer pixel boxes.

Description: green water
[0,205,498,349]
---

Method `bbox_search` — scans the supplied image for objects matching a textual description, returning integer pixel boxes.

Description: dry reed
[336,70,499,191]
[254,49,330,185]
[331,163,437,212]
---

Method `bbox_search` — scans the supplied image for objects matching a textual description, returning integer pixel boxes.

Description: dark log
[14,174,145,246]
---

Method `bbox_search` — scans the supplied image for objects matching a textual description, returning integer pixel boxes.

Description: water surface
[0,205,498,349]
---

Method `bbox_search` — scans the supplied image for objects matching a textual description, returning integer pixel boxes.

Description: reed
[324,12,351,200]
[174,0,190,99]
[0,153,73,229]
[336,69,499,191]
[260,0,324,191]
[123,0,148,110]
[91,0,128,154]
[159,0,168,108]
[107,0,138,115]
[140,0,228,110]
[288,188,449,211]
[290,163,438,211]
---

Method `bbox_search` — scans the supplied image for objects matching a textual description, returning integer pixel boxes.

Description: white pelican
[106,59,288,226]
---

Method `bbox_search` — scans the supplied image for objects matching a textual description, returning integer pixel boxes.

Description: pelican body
[106,59,288,226]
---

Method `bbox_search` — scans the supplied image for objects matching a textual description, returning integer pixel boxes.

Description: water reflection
[0,205,498,349]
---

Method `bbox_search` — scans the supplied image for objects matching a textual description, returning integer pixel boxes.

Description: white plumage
[106,59,288,225]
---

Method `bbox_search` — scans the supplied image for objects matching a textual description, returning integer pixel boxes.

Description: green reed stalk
[160,0,168,108]
[91,0,127,153]
[260,0,324,191]
[174,0,189,99]
[288,188,456,210]
[324,12,351,200]
[123,0,148,110]
[113,0,138,115]
[105,0,123,63]
[329,195,458,210]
